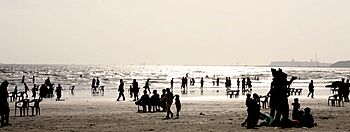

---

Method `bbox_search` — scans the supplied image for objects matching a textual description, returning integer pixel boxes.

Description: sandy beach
[1,95,349,132]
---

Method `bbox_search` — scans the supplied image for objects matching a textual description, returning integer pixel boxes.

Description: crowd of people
[5,69,349,129]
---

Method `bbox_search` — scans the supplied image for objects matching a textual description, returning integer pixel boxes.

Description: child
[241,94,251,126]
[301,107,317,128]
[292,98,300,120]
[175,94,181,118]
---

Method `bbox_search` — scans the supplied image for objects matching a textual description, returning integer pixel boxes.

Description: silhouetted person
[32,76,35,83]
[96,77,100,89]
[237,78,240,89]
[181,77,184,89]
[175,95,181,118]
[39,84,47,99]
[190,78,193,86]
[45,77,51,87]
[268,68,297,127]
[132,79,139,101]
[244,93,260,129]
[48,84,54,98]
[241,93,251,126]
[129,85,133,98]
[32,84,37,98]
[170,78,174,90]
[161,88,174,119]
[216,78,219,86]
[228,77,232,88]
[91,78,96,91]
[0,81,10,127]
[247,77,252,90]
[242,78,246,91]
[24,83,29,98]
[135,90,151,112]
[117,79,125,101]
[150,90,160,112]
[344,79,350,102]
[70,86,75,95]
[200,77,204,88]
[292,98,300,120]
[184,77,188,88]
[307,80,314,98]
[160,89,166,111]
[56,84,62,101]
[22,75,25,83]
[144,78,151,94]
[301,107,316,128]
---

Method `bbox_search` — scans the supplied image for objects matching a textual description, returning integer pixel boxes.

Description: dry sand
[1,97,350,132]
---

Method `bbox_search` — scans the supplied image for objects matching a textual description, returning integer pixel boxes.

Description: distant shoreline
[1,63,350,68]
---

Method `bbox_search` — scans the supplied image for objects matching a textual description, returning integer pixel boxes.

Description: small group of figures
[114,79,181,119]
[10,77,63,101]
[242,68,317,129]
[242,93,317,129]
[135,88,181,119]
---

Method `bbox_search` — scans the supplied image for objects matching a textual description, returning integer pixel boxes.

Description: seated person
[135,90,151,112]
[150,90,160,112]
[301,107,317,128]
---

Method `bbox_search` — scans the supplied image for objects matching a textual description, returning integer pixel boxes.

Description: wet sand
[1,96,350,132]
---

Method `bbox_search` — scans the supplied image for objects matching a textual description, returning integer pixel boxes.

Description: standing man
[96,77,100,89]
[22,75,25,83]
[117,79,125,101]
[200,77,204,88]
[91,78,96,92]
[170,78,174,90]
[132,79,139,101]
[0,81,10,126]
[32,76,35,84]
[56,84,63,101]
[216,78,219,86]
[307,80,314,98]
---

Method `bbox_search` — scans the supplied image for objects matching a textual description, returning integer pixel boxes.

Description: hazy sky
[1,0,350,65]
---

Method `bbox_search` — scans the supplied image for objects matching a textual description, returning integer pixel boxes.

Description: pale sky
[0,0,350,65]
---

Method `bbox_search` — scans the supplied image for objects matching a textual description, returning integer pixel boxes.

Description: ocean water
[1,64,349,100]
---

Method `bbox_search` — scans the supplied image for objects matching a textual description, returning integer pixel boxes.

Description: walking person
[117,79,125,101]
[307,80,314,98]
[144,78,151,94]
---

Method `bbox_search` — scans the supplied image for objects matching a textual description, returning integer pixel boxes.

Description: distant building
[269,60,331,67]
